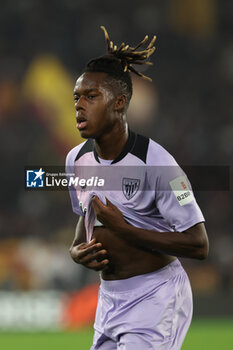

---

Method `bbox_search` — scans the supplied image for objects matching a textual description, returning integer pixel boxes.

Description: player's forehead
[74,72,108,94]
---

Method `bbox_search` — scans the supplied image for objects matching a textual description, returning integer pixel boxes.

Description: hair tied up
[100,26,156,82]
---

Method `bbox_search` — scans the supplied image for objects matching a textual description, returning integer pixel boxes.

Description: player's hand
[92,196,127,231]
[69,238,109,271]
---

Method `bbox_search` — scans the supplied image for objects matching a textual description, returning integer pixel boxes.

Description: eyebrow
[73,88,99,95]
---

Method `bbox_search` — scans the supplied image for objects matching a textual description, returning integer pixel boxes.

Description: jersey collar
[93,129,136,164]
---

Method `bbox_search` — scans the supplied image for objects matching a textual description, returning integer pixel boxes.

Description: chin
[78,126,102,140]
[79,129,93,139]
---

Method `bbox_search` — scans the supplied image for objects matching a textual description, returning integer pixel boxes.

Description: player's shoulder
[147,138,178,166]
[130,130,178,166]
[65,139,93,166]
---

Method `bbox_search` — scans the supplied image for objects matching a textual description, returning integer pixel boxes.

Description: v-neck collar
[93,129,136,164]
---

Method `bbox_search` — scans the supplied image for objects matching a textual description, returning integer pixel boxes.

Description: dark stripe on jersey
[75,138,94,162]
[111,129,136,164]
[76,129,149,164]
[93,144,99,163]
[130,133,149,164]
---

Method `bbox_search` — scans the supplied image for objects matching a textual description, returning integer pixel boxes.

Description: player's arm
[69,216,109,271]
[116,221,208,260]
[92,196,209,260]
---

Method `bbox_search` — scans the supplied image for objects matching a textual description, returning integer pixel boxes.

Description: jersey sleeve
[147,140,205,232]
[155,170,204,232]
[65,146,85,217]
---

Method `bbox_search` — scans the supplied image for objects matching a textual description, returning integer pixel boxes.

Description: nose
[75,95,86,111]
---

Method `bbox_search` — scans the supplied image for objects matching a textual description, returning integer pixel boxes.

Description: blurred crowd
[0,0,232,294]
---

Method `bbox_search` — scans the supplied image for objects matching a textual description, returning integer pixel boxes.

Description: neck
[94,122,128,160]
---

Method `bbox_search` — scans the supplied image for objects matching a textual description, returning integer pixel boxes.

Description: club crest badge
[122,178,140,200]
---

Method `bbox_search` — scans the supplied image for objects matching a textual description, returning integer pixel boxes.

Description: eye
[74,95,80,102]
[88,95,97,100]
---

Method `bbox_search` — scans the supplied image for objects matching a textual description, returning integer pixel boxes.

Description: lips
[76,114,88,130]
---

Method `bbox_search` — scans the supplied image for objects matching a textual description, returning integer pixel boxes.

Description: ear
[114,94,127,111]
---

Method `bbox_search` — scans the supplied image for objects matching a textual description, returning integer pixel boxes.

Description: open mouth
[76,115,88,130]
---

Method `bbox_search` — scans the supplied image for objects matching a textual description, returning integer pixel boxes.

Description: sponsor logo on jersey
[26,168,45,188]
[169,176,194,206]
[122,178,140,200]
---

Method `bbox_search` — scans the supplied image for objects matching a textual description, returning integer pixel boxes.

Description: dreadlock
[83,26,156,107]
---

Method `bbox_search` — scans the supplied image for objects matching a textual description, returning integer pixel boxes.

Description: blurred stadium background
[0,0,232,348]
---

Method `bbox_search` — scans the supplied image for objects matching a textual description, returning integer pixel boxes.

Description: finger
[79,249,108,264]
[86,259,109,271]
[73,243,102,259]
[91,196,102,215]
[91,199,99,214]
[85,238,98,247]
[75,239,97,251]
[105,197,116,208]
[92,196,106,209]
[79,243,102,256]
[70,240,98,255]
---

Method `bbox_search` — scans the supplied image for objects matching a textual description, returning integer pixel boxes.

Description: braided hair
[83,26,156,107]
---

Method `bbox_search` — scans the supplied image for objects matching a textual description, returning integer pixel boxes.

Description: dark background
[0,0,232,317]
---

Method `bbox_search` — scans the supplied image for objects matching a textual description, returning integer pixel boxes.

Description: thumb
[105,197,116,209]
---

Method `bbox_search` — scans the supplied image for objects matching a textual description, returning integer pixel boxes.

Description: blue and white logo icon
[26,168,45,188]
